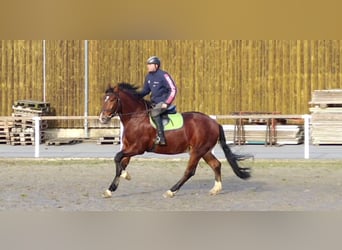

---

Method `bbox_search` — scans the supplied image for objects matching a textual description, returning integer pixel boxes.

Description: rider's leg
[152,115,166,145]
[151,103,167,145]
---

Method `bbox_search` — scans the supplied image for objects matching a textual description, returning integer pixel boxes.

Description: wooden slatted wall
[0,40,43,115]
[1,40,342,128]
[45,40,84,127]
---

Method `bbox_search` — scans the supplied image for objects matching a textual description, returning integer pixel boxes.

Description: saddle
[149,105,184,131]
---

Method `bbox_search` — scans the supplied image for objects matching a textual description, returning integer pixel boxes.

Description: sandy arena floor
[1,159,342,211]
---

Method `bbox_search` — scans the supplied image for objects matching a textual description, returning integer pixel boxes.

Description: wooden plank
[310,89,342,105]
[223,124,304,145]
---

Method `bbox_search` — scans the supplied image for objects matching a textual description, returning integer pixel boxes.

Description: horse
[99,83,251,198]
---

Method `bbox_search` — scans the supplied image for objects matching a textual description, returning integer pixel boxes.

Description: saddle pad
[150,113,184,131]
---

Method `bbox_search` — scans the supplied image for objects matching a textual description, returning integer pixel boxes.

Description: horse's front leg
[103,151,127,198]
[120,156,132,180]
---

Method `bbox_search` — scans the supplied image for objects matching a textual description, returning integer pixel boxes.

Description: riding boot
[152,116,166,145]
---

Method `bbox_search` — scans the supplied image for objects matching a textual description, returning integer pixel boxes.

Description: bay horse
[99,83,251,198]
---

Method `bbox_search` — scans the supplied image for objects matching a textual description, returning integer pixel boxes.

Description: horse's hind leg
[203,151,222,195]
[163,153,201,198]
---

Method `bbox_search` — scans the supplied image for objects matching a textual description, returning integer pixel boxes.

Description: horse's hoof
[102,189,112,198]
[209,181,222,195]
[209,189,221,196]
[163,190,175,198]
[120,171,131,181]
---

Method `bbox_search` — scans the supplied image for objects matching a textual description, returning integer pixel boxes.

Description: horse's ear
[108,83,116,91]
[113,85,120,92]
[105,84,113,93]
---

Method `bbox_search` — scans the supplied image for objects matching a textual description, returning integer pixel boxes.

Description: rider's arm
[137,77,151,98]
[163,73,177,105]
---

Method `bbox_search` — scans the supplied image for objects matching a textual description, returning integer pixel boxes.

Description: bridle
[101,91,152,118]
[101,92,121,118]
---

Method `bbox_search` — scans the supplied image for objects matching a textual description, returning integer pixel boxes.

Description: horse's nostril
[99,118,108,124]
[99,113,109,124]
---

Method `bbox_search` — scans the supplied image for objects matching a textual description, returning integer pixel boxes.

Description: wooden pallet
[11,122,48,130]
[9,109,48,145]
[11,114,49,124]
[0,136,10,144]
[0,120,13,138]
[309,90,342,144]
[11,136,34,143]
[45,138,83,146]
[0,132,10,139]
[97,136,120,145]
[13,100,50,111]
[10,141,34,146]
[0,127,10,133]
[0,121,14,127]
[10,127,35,133]
[0,128,10,145]
[309,89,342,107]
[223,125,304,145]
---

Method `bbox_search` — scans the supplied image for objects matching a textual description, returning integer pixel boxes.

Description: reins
[119,102,152,117]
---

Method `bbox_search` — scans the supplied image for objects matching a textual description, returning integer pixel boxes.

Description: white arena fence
[0,114,311,159]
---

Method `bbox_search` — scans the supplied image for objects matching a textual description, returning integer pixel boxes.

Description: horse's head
[99,85,120,124]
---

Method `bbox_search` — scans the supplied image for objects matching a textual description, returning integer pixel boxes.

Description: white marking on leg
[210,181,222,195]
[120,170,131,180]
[102,189,112,198]
[163,190,176,198]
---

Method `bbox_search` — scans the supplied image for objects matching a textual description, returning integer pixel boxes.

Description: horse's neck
[122,103,146,114]
[119,94,148,124]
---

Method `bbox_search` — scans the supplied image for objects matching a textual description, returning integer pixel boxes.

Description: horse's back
[181,111,220,139]
[182,111,217,123]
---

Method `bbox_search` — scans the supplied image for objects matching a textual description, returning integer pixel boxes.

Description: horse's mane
[106,82,152,107]
[105,82,139,95]
[118,82,140,96]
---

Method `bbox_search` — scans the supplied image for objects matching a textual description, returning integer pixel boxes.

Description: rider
[138,56,177,145]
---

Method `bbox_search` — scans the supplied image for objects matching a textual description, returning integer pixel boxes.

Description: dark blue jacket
[139,69,177,105]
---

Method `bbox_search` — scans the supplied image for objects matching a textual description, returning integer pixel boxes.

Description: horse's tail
[218,125,252,179]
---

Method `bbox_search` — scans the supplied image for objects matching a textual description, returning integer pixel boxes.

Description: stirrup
[155,136,166,145]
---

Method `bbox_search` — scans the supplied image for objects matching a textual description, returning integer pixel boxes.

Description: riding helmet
[146,56,161,67]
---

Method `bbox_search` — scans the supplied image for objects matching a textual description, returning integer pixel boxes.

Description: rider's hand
[161,103,168,109]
